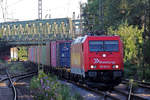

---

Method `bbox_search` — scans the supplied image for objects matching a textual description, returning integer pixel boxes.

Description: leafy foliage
[18,47,28,61]
[144,38,150,65]
[30,71,83,100]
[108,23,145,79]
[108,23,144,64]
[8,62,26,74]
[127,79,138,92]
[83,0,149,32]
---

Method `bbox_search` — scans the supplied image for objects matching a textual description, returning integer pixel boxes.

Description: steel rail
[123,79,150,90]
[124,79,150,86]
[0,71,37,82]
[1,71,37,100]
[60,77,148,100]
[15,72,36,82]
[128,81,133,100]
[14,72,36,100]
[62,79,120,100]
[114,88,148,100]
[6,70,17,100]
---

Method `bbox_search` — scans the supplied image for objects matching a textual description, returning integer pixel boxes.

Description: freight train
[28,35,124,87]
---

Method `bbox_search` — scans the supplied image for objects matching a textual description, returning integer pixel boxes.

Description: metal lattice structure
[0,18,80,46]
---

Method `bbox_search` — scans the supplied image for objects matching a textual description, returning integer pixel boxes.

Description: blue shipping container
[58,42,71,67]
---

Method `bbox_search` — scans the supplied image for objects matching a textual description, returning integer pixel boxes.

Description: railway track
[0,71,37,82]
[61,77,149,100]
[123,79,150,89]
[118,79,150,100]
[61,79,123,100]
[6,70,17,100]
[0,70,37,100]
[14,72,37,100]
[113,87,148,100]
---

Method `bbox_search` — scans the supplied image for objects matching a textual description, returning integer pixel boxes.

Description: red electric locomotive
[71,35,124,87]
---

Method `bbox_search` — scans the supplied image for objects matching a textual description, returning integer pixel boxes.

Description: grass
[0,59,5,64]
[8,62,27,74]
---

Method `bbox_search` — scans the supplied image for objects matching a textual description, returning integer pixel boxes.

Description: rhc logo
[94,58,100,64]
[93,58,115,64]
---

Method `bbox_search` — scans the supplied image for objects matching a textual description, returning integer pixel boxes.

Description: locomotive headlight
[116,65,119,68]
[90,65,97,69]
[102,54,106,57]
[113,65,119,69]
[91,65,94,68]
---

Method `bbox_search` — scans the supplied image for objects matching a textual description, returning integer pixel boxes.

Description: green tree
[83,0,149,31]
[18,47,28,61]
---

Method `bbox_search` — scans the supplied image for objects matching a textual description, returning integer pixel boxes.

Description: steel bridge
[0,18,81,47]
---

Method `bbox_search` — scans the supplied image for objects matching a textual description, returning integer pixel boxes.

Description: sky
[0,0,87,22]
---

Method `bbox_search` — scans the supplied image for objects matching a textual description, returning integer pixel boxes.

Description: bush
[30,71,83,100]
[9,63,26,74]
[145,67,150,82]
[126,79,138,92]
[124,62,138,79]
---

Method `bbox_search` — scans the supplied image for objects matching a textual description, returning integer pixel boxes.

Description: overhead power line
[7,0,25,7]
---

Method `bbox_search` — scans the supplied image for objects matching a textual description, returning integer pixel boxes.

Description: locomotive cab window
[89,41,103,51]
[104,40,119,52]
[89,40,119,52]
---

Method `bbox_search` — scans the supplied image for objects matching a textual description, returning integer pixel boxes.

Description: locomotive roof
[72,35,120,45]
[72,35,87,44]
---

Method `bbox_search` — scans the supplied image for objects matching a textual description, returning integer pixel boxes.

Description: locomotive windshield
[89,41,103,51]
[89,40,119,52]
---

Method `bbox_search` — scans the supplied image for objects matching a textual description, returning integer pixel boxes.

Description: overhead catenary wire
[7,0,25,7]
[0,0,6,22]
[5,0,8,21]
[0,0,86,21]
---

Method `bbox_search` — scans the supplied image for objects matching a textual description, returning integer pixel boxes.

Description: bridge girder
[0,18,81,46]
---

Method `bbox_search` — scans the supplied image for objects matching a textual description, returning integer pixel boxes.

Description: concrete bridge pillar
[10,47,18,61]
